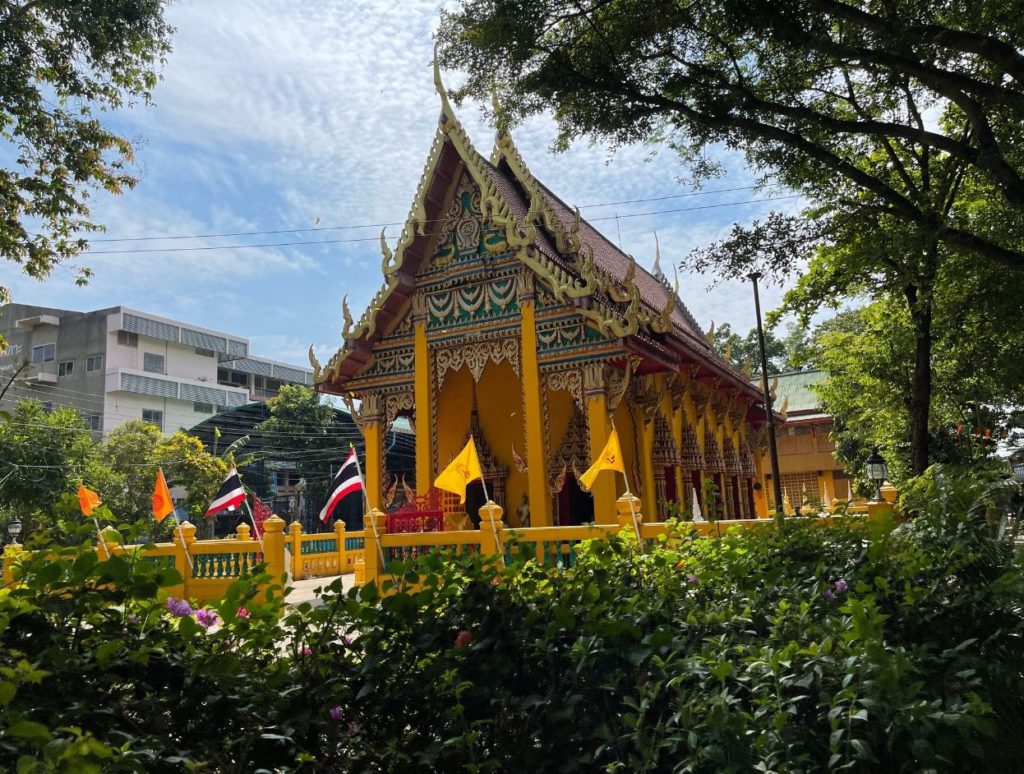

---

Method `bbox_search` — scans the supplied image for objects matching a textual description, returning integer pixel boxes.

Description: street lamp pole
[749,272,784,515]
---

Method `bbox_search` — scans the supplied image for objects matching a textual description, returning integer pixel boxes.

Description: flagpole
[92,516,111,560]
[351,443,386,570]
[173,515,194,572]
[472,436,506,567]
[610,419,644,552]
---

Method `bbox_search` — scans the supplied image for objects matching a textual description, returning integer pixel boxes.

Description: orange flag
[77,484,101,517]
[152,469,174,522]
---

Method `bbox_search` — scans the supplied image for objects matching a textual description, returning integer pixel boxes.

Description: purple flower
[329,706,344,722]
[824,589,837,603]
[834,580,848,594]
[687,574,698,585]
[166,598,192,618]
[300,646,313,656]
[347,721,359,736]
[196,609,220,628]
[127,614,140,624]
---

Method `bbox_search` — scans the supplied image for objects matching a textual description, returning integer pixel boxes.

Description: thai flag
[205,468,246,517]
[319,448,363,523]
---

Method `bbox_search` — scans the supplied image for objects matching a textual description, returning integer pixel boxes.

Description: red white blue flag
[320,448,363,523]
[205,468,246,517]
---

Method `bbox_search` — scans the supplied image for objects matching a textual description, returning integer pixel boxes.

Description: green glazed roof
[772,369,827,413]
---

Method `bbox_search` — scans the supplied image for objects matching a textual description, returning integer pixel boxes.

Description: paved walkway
[286,573,356,608]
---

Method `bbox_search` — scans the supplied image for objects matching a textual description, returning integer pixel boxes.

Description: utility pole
[749,272,784,515]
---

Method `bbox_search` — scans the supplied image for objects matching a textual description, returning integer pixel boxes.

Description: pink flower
[329,706,344,722]
[454,630,472,649]
[300,646,313,656]
[824,589,837,603]
[237,607,250,619]
[196,609,220,628]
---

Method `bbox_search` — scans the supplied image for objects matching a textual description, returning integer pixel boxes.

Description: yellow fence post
[362,508,387,587]
[237,523,251,542]
[478,501,505,559]
[335,519,347,574]
[262,516,287,590]
[289,521,303,580]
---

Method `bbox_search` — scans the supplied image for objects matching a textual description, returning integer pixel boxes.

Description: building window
[31,343,56,363]
[142,409,163,430]
[86,354,103,372]
[58,359,74,377]
[195,347,216,358]
[194,402,214,413]
[253,375,283,399]
[143,352,165,374]
[117,330,138,347]
[217,368,248,388]
[84,414,102,431]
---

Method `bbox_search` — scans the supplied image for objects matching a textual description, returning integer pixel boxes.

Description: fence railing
[2,497,896,601]
[358,496,897,590]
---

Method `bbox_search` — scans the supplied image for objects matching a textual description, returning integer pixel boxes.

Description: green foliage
[0,402,226,542]
[89,420,228,532]
[439,0,1024,270]
[0,401,94,537]
[5,479,1022,771]
[0,1,174,310]
[713,321,810,376]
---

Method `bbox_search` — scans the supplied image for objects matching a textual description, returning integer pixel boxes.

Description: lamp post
[864,446,888,502]
[749,272,784,516]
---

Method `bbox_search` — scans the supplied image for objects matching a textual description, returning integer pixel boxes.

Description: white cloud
[5,0,805,364]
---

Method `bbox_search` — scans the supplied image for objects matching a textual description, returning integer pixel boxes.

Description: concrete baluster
[362,508,387,588]
[289,521,303,580]
[334,519,347,574]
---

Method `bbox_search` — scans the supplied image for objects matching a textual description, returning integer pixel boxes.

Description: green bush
[1,488,1022,771]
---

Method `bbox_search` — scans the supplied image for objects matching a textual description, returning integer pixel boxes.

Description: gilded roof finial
[705,320,715,347]
[433,41,457,129]
[653,231,663,279]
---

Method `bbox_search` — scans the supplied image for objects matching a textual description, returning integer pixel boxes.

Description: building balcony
[105,367,249,407]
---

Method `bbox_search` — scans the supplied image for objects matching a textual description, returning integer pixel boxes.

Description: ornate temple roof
[312,53,766,409]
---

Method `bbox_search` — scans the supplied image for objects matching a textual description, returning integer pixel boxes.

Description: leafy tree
[256,385,355,527]
[0,0,174,310]
[89,420,227,534]
[439,0,1024,269]
[807,298,1023,482]
[712,322,809,376]
[0,400,94,538]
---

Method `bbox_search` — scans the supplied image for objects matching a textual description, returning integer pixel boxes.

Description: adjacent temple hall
[312,61,775,528]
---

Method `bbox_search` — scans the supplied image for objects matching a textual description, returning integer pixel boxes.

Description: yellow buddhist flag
[434,437,484,503]
[77,484,101,517]
[578,429,625,492]
[152,468,174,522]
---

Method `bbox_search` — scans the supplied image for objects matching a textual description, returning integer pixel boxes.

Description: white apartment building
[0,303,313,436]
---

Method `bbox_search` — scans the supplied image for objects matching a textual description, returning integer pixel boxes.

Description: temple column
[639,403,657,521]
[519,296,552,526]
[360,395,384,510]
[753,446,769,517]
[413,302,432,495]
[584,363,617,522]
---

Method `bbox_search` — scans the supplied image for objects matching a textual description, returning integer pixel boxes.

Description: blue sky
[2,0,799,367]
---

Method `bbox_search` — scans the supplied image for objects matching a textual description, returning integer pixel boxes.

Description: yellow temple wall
[545,387,576,464]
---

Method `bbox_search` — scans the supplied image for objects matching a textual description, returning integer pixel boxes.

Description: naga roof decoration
[312,47,764,404]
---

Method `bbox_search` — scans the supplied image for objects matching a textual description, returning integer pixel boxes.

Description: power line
[82,195,798,256]
[89,184,772,244]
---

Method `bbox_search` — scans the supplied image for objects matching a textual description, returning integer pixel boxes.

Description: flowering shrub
[1,486,1022,771]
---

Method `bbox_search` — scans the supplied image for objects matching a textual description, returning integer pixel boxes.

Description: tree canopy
[439,0,1024,270]
[0,0,173,307]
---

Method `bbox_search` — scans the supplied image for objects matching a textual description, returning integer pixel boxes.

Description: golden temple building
[312,61,775,527]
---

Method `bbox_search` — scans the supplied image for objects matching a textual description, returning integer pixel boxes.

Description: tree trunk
[905,285,933,476]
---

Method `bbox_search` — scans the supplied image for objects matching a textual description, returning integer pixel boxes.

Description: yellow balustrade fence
[1,499,896,601]
[357,496,897,591]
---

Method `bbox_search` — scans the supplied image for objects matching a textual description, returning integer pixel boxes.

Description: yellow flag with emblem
[434,437,484,503]
[578,429,625,492]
